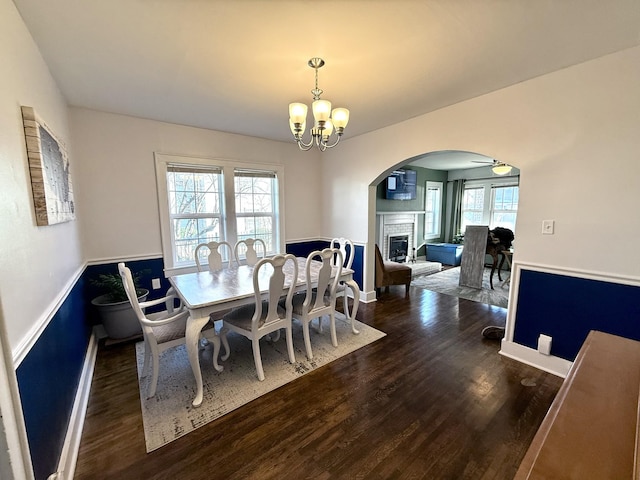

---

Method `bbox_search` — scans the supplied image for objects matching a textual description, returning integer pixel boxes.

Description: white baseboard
[53,332,98,480]
[361,290,378,303]
[499,339,571,378]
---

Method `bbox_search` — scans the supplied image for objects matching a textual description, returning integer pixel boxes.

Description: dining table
[168,256,360,407]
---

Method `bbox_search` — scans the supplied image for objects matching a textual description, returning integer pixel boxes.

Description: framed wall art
[21,106,75,226]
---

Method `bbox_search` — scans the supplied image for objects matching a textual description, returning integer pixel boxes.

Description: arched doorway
[369,150,519,307]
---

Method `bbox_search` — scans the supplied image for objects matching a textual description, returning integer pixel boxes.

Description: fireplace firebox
[388,235,409,263]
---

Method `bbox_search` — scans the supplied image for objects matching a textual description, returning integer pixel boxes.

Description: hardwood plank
[74,286,562,479]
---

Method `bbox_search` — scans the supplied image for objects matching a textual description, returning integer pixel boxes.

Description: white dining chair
[290,248,343,360]
[195,241,234,272]
[328,237,359,328]
[330,237,354,270]
[118,262,226,398]
[234,238,267,266]
[221,254,298,381]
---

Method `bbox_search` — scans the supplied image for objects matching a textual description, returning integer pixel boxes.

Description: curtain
[446,179,464,242]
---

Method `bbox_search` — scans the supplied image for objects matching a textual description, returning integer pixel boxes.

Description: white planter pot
[91,289,149,339]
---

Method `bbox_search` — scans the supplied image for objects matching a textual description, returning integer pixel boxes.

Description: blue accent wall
[16,276,91,480]
[351,244,364,288]
[84,258,170,316]
[16,257,167,480]
[514,269,640,361]
[285,241,364,289]
[285,240,330,259]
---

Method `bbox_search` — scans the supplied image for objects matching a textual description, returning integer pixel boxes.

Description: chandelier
[288,58,350,151]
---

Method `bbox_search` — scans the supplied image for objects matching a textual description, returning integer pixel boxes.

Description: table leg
[186,315,211,408]
[343,279,360,335]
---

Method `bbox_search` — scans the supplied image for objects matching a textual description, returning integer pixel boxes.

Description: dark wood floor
[74,286,563,479]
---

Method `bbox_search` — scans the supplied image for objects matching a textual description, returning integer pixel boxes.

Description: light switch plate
[152,278,161,290]
[542,220,555,235]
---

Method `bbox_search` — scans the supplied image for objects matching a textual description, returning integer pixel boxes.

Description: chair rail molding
[13,264,85,367]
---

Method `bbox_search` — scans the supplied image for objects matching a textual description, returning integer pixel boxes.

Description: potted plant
[90,270,149,340]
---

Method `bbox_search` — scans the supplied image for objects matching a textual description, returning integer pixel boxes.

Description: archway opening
[370,150,520,308]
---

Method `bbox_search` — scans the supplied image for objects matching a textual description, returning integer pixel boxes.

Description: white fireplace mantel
[376,211,423,261]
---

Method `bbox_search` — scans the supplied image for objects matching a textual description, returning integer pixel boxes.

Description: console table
[515,330,640,479]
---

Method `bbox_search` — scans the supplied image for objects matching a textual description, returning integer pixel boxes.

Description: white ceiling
[12,0,640,169]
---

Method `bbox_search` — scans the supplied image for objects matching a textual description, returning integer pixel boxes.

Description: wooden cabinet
[515,330,640,479]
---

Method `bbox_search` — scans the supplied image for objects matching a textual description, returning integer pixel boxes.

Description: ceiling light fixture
[288,58,349,151]
[492,163,513,175]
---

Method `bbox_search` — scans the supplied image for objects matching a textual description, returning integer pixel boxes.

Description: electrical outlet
[152,278,161,290]
[538,334,552,355]
[542,220,555,235]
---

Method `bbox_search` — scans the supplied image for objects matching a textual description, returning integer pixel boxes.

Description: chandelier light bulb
[312,99,332,123]
[323,119,334,137]
[332,108,350,129]
[289,103,307,124]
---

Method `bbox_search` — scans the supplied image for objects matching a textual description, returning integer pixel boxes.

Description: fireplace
[389,235,409,263]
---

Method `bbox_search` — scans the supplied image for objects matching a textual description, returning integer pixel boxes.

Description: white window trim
[155,153,286,276]
[424,181,443,240]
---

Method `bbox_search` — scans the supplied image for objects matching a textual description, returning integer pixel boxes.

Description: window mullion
[222,165,237,246]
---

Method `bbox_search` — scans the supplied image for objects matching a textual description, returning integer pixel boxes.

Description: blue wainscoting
[16,276,91,480]
[514,269,640,361]
[16,257,168,480]
[285,240,330,259]
[84,258,171,318]
[285,240,364,289]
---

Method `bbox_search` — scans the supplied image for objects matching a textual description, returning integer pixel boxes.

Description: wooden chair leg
[405,283,410,295]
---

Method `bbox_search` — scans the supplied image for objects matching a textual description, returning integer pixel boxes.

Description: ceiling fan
[471,158,513,175]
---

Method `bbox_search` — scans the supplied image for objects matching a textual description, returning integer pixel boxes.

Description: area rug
[135,319,386,452]
[411,266,509,308]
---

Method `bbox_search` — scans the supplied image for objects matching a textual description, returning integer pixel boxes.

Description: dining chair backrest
[251,253,298,330]
[330,237,354,270]
[195,241,234,272]
[304,248,343,311]
[118,262,177,325]
[234,238,267,267]
[119,262,148,325]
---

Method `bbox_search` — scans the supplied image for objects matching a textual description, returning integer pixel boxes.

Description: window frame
[461,177,519,233]
[424,181,443,240]
[155,153,285,275]
[489,184,519,231]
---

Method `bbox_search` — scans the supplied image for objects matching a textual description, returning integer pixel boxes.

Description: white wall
[0,0,81,476]
[323,46,640,297]
[69,109,323,263]
[0,0,82,356]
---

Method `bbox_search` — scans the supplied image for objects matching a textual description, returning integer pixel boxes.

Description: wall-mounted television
[385,169,417,200]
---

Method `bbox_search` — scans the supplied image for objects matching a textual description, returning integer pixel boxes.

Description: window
[461,178,519,234]
[461,186,485,231]
[234,169,277,251]
[166,165,224,266]
[490,185,519,232]
[424,181,443,238]
[155,154,284,274]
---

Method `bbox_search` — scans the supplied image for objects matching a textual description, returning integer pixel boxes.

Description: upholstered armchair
[374,244,412,297]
